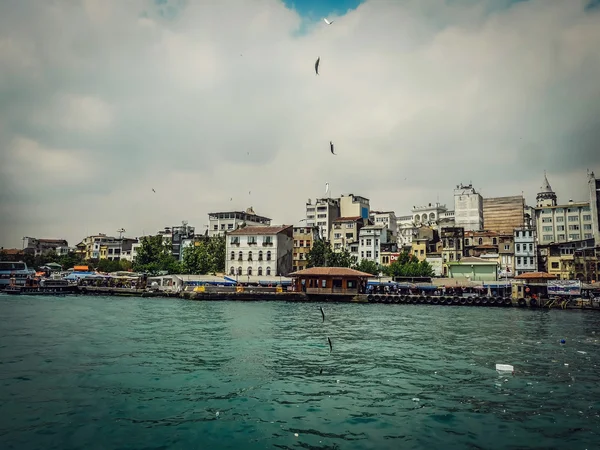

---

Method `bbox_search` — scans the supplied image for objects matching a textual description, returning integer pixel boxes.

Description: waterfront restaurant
[289,267,371,294]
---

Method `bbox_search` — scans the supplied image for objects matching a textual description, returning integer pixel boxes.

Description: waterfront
[1,296,600,449]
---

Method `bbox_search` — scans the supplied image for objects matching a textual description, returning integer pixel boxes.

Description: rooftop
[453,256,498,264]
[514,271,557,280]
[208,210,272,221]
[333,216,363,222]
[289,267,373,277]
[228,225,292,236]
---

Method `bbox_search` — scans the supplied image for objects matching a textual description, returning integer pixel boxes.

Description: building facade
[440,227,465,276]
[305,197,340,242]
[357,224,390,265]
[23,238,69,256]
[339,194,370,220]
[226,225,293,278]
[454,183,483,231]
[482,195,525,234]
[514,226,537,275]
[330,216,365,255]
[588,171,600,245]
[370,211,397,238]
[411,203,454,229]
[293,226,319,272]
[208,207,271,237]
[534,201,592,245]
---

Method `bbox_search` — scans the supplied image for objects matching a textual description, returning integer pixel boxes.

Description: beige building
[330,216,365,254]
[292,226,319,272]
[483,195,525,234]
[340,194,370,219]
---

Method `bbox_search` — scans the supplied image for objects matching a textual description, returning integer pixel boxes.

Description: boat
[0,261,36,290]
[4,278,79,296]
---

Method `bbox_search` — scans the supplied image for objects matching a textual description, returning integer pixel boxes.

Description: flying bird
[327,337,332,353]
[315,57,320,75]
[325,183,330,195]
[323,18,334,25]
[152,188,156,193]
[330,141,336,155]
[320,306,325,322]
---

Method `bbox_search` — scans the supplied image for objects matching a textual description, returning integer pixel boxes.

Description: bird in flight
[330,141,336,155]
[152,188,156,193]
[323,18,334,25]
[315,57,320,75]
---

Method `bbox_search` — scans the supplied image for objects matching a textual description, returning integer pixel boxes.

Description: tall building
[23,238,69,256]
[588,171,600,245]
[482,195,524,234]
[454,183,483,231]
[514,226,537,275]
[340,194,370,220]
[330,217,365,256]
[358,224,392,265]
[370,211,397,237]
[292,226,319,272]
[305,197,340,242]
[208,207,271,237]
[533,173,592,244]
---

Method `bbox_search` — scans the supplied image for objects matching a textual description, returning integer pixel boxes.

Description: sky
[1,0,599,248]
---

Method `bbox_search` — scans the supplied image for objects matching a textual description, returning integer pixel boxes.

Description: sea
[1,295,599,449]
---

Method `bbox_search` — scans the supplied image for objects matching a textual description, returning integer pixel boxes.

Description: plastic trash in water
[496,364,514,372]
[560,339,566,344]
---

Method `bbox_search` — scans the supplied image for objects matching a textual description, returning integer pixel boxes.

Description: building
[545,238,596,281]
[305,197,340,242]
[226,225,293,278]
[289,267,370,295]
[514,226,537,275]
[588,171,600,245]
[22,238,69,256]
[396,215,417,246]
[440,227,465,275]
[447,256,499,282]
[293,226,319,272]
[498,234,515,276]
[426,253,444,277]
[208,207,271,237]
[412,202,454,229]
[536,171,557,207]
[357,224,391,265]
[330,216,365,255]
[482,195,525,234]
[76,234,117,260]
[339,194,370,220]
[370,211,397,237]
[410,226,439,262]
[454,183,483,231]
[169,222,195,260]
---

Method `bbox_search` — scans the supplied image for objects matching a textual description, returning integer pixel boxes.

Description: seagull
[152,188,156,193]
[323,18,334,25]
[320,306,325,322]
[325,182,330,195]
[315,57,320,75]
[330,141,336,155]
[328,337,332,353]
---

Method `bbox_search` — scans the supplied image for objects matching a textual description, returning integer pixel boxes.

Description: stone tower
[536,171,557,208]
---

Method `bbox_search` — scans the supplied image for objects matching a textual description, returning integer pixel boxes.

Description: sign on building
[547,280,581,296]
[389,253,400,263]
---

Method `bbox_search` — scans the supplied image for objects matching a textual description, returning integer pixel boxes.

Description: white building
[589,171,600,245]
[226,225,293,277]
[514,226,537,275]
[454,183,483,231]
[412,203,454,230]
[370,211,397,238]
[208,207,271,237]
[396,215,417,246]
[358,225,390,265]
[305,197,340,241]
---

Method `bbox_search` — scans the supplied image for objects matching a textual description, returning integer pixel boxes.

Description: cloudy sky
[1,0,599,248]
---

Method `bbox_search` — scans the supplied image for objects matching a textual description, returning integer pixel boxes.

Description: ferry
[0,261,36,290]
[4,277,79,296]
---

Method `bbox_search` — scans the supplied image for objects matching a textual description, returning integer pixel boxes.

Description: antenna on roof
[117,228,125,240]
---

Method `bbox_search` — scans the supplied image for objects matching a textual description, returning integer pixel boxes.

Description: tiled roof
[228,225,292,236]
[333,216,362,222]
[513,271,557,279]
[1,248,23,255]
[289,267,372,277]
[456,256,497,264]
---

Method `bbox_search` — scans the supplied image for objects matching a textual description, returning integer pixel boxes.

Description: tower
[536,171,557,208]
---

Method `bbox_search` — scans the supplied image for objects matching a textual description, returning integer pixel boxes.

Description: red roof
[289,267,372,277]
[514,271,557,279]
[1,248,23,255]
[228,225,292,236]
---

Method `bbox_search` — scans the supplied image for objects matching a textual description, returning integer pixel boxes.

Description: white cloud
[0,0,599,247]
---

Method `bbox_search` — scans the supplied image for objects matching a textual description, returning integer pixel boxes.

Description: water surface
[1,295,599,449]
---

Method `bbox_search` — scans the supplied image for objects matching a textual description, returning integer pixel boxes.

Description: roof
[1,248,24,255]
[513,271,557,279]
[456,256,498,264]
[228,225,292,236]
[333,216,363,222]
[360,224,385,230]
[208,210,272,220]
[539,171,554,194]
[289,267,373,277]
[36,239,68,244]
[475,244,497,249]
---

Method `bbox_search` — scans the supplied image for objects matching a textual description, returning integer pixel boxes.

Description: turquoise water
[1,295,599,449]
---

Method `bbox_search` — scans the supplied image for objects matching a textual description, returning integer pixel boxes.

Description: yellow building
[293,226,319,272]
[411,238,428,261]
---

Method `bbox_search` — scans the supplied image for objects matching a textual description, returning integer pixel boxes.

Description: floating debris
[496,364,514,373]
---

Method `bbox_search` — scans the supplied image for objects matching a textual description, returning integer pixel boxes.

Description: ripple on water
[1,296,600,449]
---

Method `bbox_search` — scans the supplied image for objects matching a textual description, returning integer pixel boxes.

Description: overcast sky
[1,0,599,248]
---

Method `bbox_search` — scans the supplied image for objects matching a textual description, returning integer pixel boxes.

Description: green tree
[306,239,330,267]
[383,251,434,278]
[329,248,353,268]
[58,251,84,270]
[354,259,380,275]
[133,235,181,275]
[206,235,226,273]
[182,243,212,274]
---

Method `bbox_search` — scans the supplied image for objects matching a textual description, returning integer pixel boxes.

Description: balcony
[262,242,273,247]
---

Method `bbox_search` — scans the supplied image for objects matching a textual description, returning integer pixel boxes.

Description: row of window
[229,266,272,276]
[515,243,534,252]
[230,251,272,261]
[516,257,535,266]
[360,250,379,258]
[230,237,273,245]
[515,230,534,238]
[293,240,312,247]
[293,253,306,260]
[541,207,591,214]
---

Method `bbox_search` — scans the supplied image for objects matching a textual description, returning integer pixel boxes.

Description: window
[248,251,253,261]
[214,225,218,230]
[366,239,372,246]
[228,224,234,230]
[504,244,510,251]
[247,267,252,276]
[299,240,304,247]
[230,251,235,260]
[238,251,243,260]
[557,234,565,241]
[542,226,552,232]
[237,266,242,275]
[334,233,341,239]
[264,237,273,245]
[266,267,271,276]
[492,238,497,245]
[449,253,454,261]
[584,233,593,239]
[543,235,553,241]
[221,224,225,230]
[557,225,565,231]
[346,233,353,239]
[306,240,311,247]
[266,251,272,261]
[361,251,364,258]
[420,249,424,255]
[528,244,533,251]
[294,240,298,246]
[542,217,552,223]
[478,238,483,245]
[346,223,354,229]
[230,237,240,244]
[569,234,580,240]
[568,225,580,231]
[529,257,534,265]
[517,257,522,265]
[568,216,578,222]
[258,267,263,276]
[551,262,559,269]
[258,250,263,261]
[465,238,470,246]
[230,267,235,275]
[584,224,592,230]
[322,279,327,288]
[556,216,564,223]
[516,244,520,252]
[366,251,372,258]
[542,209,551,214]
[375,239,379,246]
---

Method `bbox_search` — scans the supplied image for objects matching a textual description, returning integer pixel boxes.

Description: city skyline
[1,0,599,247]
